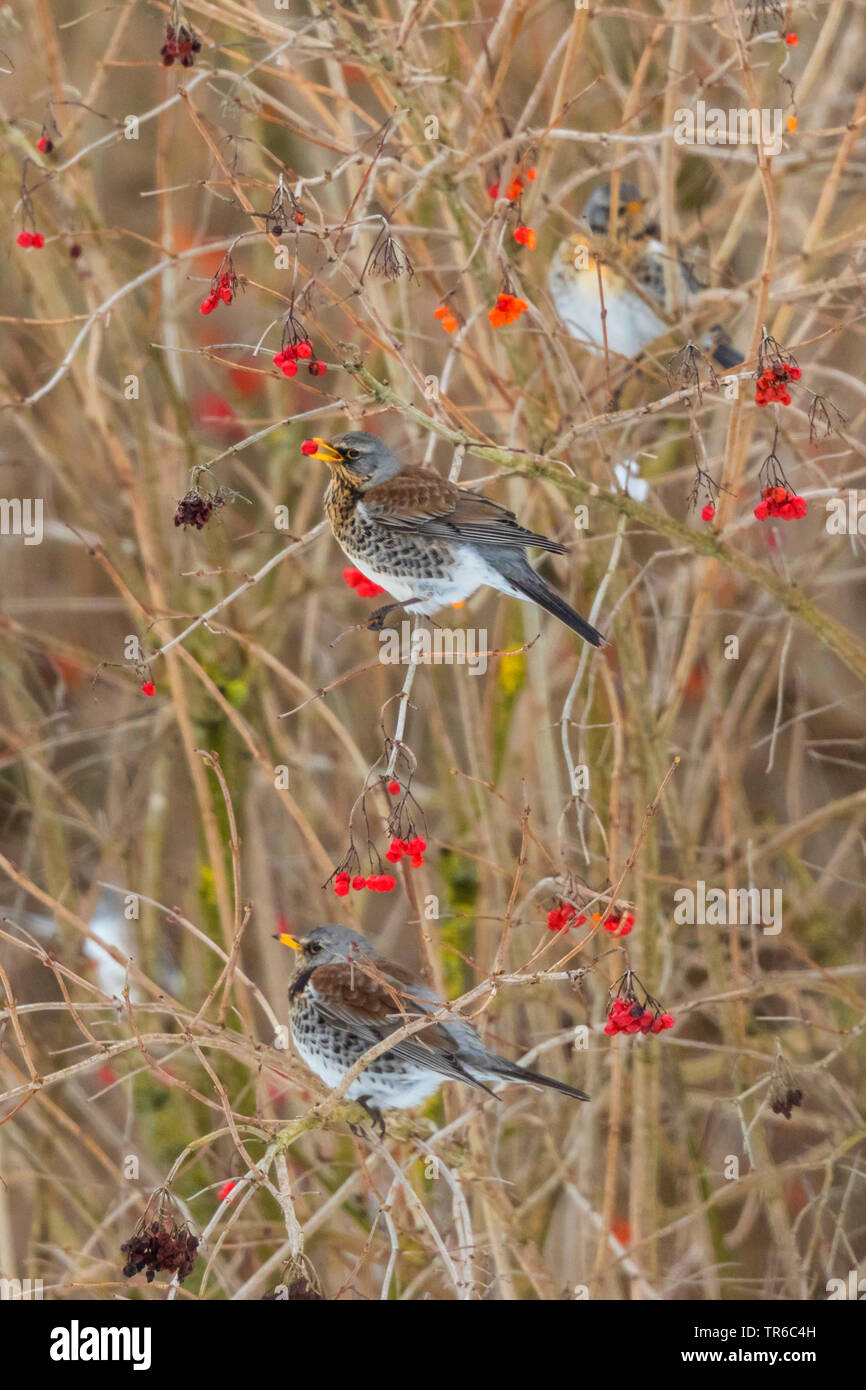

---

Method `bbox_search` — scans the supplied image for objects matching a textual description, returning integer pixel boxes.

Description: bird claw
[366,605,391,631]
[366,598,424,632]
[354,1095,386,1139]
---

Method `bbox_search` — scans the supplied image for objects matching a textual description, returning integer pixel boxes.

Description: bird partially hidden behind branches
[548,181,743,370]
[276,924,590,1135]
[302,431,604,646]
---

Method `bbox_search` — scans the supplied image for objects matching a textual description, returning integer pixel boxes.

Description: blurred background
[1,0,865,1300]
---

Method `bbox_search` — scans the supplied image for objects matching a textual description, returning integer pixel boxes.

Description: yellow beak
[274,932,301,950]
[306,437,343,464]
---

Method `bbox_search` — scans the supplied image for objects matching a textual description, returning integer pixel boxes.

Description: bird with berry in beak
[277,924,590,1133]
[302,430,604,647]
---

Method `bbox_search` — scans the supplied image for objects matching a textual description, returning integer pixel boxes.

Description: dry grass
[1,0,866,1301]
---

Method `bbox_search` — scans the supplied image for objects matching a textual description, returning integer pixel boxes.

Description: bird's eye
[343,448,361,461]
[307,940,323,955]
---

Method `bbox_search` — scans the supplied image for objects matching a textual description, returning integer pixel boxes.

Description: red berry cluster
[17,231,45,249]
[161,23,201,67]
[342,566,384,599]
[755,362,801,406]
[547,902,634,936]
[754,485,807,521]
[385,835,426,868]
[201,269,237,315]
[603,911,635,937]
[273,341,326,378]
[333,870,396,896]
[605,974,673,1036]
[547,902,586,932]
[605,998,674,1035]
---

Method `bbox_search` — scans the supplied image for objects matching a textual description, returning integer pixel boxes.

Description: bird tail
[493,1060,590,1102]
[704,324,744,371]
[504,565,605,647]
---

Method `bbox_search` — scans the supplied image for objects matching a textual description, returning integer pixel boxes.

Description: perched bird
[548,181,742,369]
[276,923,590,1131]
[302,430,604,646]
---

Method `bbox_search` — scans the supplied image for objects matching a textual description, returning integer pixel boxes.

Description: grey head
[582,181,646,235]
[327,431,404,488]
[283,922,379,968]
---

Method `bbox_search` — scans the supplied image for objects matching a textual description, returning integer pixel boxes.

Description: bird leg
[366,596,425,631]
[352,1094,386,1139]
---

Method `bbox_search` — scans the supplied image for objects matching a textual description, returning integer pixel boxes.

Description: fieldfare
[302,430,604,646]
[548,181,742,369]
[277,924,590,1131]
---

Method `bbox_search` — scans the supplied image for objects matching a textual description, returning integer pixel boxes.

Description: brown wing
[362,465,565,554]
[308,959,492,1091]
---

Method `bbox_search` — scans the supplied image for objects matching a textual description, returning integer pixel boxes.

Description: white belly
[292,1031,441,1109]
[348,545,507,616]
[549,263,667,359]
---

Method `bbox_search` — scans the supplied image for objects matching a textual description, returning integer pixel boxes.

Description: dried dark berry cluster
[771,1086,803,1120]
[121,1216,199,1284]
[174,488,226,530]
[161,23,201,67]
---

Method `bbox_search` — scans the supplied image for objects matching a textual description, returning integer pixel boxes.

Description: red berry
[786,33,798,45]
[352,875,366,890]
[410,854,424,868]
[141,681,156,697]
[37,137,53,154]
[217,1180,237,1201]
[295,340,313,359]
[701,504,715,522]
[301,439,318,455]
[387,780,400,794]
[281,360,298,377]
[308,361,327,376]
[381,875,396,892]
[17,231,33,247]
